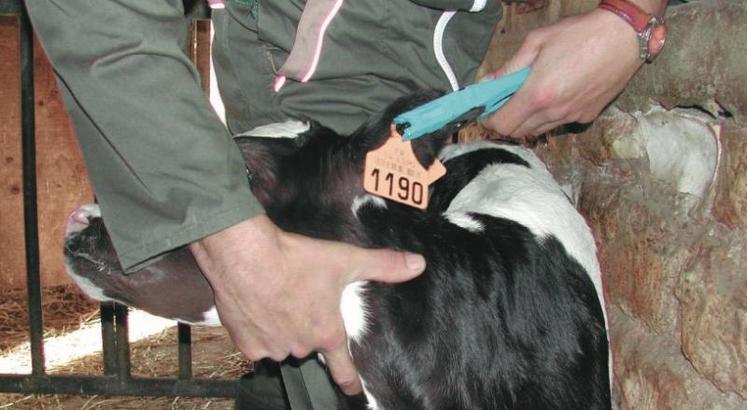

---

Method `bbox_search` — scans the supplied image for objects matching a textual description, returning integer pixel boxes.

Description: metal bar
[0,374,237,398]
[114,303,131,379]
[100,302,118,375]
[177,323,193,379]
[18,1,46,377]
[0,2,243,401]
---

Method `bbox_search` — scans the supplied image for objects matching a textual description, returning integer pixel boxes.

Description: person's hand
[481,8,643,141]
[188,214,426,395]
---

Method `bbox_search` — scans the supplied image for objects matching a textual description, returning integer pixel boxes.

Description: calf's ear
[351,91,443,156]
[233,121,313,204]
[351,91,461,168]
[408,103,487,168]
[409,127,453,169]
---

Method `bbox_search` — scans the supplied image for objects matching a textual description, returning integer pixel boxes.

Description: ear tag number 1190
[363,127,446,210]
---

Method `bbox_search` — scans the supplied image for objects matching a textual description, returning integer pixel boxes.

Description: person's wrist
[587,8,641,64]
[629,0,667,18]
[189,214,279,282]
[597,0,667,63]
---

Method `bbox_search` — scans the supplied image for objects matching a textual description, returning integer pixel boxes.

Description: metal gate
[0,0,240,400]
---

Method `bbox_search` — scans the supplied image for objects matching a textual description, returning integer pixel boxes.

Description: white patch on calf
[439,140,501,162]
[340,281,369,343]
[235,120,310,139]
[64,266,114,303]
[362,379,381,410]
[351,194,387,218]
[65,204,101,236]
[173,306,222,327]
[196,306,222,327]
[444,144,607,328]
[445,212,484,233]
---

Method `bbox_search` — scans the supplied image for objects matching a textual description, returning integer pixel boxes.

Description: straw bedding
[0,285,250,409]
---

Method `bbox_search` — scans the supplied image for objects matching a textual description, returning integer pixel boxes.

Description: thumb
[346,246,425,283]
[480,37,540,82]
[479,37,542,136]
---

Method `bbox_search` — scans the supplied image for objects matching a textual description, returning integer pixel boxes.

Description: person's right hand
[188,214,426,395]
[480,8,643,141]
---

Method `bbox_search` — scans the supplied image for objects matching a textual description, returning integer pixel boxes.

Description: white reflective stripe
[273,75,287,92]
[433,11,459,91]
[272,0,345,91]
[207,0,225,9]
[301,0,345,82]
[470,0,487,12]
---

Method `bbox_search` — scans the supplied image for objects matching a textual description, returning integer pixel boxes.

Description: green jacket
[216,0,501,134]
[26,0,501,271]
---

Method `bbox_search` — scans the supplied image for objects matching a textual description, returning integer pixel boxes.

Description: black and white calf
[64,93,610,409]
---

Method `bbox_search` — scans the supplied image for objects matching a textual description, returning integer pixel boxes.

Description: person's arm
[482,0,668,140]
[27,1,426,395]
[190,215,426,395]
[26,0,261,271]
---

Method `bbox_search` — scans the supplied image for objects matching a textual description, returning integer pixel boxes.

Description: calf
[64,92,610,409]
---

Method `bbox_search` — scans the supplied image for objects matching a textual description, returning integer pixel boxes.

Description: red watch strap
[598,0,652,33]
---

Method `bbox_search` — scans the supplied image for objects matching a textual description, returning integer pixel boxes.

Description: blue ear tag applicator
[393,67,530,141]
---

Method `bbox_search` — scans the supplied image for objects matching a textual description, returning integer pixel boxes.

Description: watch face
[649,23,667,57]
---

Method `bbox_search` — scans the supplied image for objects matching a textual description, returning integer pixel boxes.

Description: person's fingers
[282,231,425,283]
[344,246,426,283]
[484,74,572,138]
[489,32,542,79]
[322,343,363,395]
[481,87,537,137]
[225,328,273,362]
[509,108,568,139]
[216,295,295,362]
[522,118,568,139]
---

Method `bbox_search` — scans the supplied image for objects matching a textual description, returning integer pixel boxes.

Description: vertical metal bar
[19,2,45,377]
[177,323,193,379]
[100,302,117,375]
[114,303,131,379]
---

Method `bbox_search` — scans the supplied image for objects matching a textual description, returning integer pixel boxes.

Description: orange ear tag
[363,126,446,210]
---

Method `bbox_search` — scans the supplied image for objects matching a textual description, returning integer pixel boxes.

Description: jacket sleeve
[409,0,491,12]
[25,0,264,272]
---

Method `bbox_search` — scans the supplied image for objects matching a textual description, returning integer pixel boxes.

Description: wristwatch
[599,0,667,63]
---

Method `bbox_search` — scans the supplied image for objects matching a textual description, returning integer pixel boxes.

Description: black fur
[65,92,610,409]
[234,93,610,409]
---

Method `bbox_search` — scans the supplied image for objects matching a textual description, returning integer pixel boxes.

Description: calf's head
[234,92,455,243]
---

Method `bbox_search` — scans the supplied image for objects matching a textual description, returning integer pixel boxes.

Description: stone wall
[473,1,746,408]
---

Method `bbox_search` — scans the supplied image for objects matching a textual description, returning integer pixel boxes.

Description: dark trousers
[236,357,367,410]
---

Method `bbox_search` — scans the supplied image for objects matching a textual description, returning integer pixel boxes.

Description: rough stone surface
[612,306,745,409]
[713,122,747,229]
[677,231,747,400]
[616,1,747,118]
[473,1,747,408]
[531,111,746,407]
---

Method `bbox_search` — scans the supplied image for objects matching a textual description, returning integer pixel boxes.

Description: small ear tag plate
[363,126,446,210]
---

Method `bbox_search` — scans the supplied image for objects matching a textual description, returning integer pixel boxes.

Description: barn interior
[1,0,745,408]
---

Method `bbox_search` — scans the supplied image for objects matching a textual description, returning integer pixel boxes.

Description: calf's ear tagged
[398,105,484,169]
[409,128,452,169]
[363,126,446,210]
[351,91,444,156]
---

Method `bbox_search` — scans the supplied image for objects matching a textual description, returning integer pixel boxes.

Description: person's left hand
[481,8,644,141]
